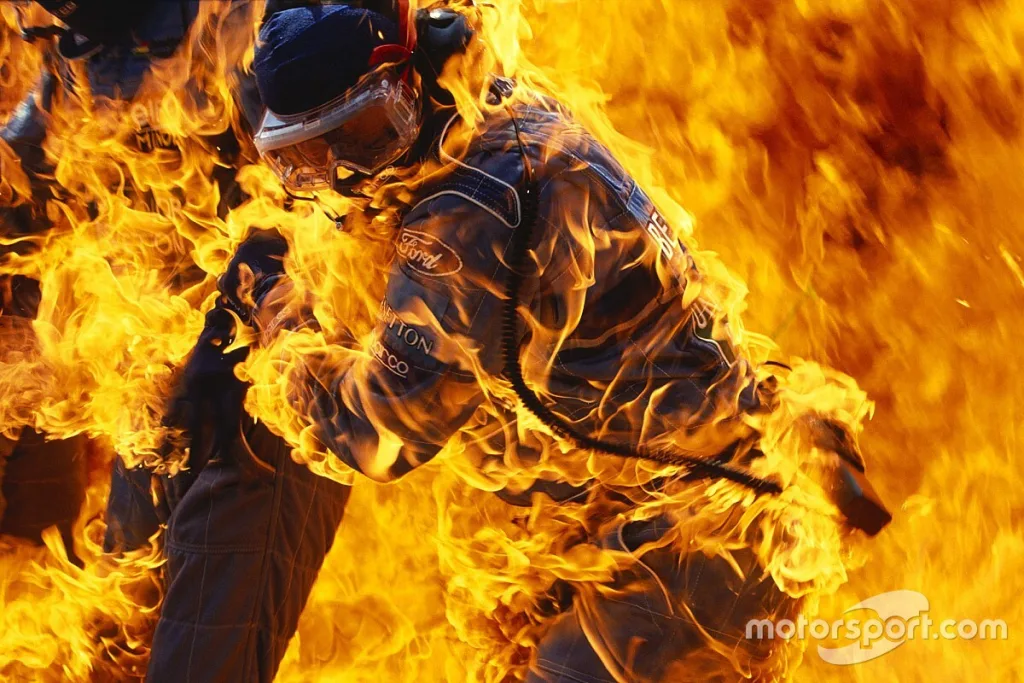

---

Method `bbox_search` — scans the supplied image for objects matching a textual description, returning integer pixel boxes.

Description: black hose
[500,108,782,496]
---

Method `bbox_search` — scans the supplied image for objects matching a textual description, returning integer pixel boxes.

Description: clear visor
[254,66,419,191]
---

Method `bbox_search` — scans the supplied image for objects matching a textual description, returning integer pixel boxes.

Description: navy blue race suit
[257,92,800,682]
[2,4,352,681]
[0,0,212,558]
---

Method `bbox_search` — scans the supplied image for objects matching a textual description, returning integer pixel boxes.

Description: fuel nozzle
[831,459,893,536]
[806,417,893,537]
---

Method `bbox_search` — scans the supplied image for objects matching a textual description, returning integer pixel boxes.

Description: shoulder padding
[410,114,523,229]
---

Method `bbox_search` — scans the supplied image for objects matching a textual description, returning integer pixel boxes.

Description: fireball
[0,1,1021,682]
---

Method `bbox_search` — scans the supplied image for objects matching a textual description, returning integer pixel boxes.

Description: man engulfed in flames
[0,1,912,681]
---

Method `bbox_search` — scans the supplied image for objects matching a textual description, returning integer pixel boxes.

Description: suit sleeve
[1,69,57,189]
[298,193,520,482]
[1,69,59,242]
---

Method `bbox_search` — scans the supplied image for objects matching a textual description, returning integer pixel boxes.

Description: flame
[0,0,1022,681]
[0,445,164,680]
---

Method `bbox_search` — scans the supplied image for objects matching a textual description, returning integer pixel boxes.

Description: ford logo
[396,229,464,278]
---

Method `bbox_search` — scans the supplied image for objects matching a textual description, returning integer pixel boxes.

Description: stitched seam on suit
[166,540,268,555]
[272,473,320,630]
[184,465,220,682]
[165,543,334,572]
[244,455,286,682]
[158,615,261,629]
[535,658,617,683]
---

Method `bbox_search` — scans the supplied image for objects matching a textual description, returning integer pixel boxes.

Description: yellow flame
[0,0,1021,681]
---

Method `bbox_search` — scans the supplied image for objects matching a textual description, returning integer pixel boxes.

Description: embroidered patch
[396,229,464,278]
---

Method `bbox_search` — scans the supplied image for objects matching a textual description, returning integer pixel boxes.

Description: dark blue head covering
[254,5,399,116]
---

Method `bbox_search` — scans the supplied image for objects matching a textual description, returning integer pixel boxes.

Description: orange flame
[1,0,1021,681]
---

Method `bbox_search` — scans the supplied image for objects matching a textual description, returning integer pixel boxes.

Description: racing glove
[219,229,318,344]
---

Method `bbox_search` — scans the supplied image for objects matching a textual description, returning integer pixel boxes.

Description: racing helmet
[252,3,420,192]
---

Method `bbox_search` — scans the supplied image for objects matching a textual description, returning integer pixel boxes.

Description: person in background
[0,0,215,564]
[0,9,345,683]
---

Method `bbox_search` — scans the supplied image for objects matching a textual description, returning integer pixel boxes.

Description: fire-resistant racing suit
[0,0,213,561]
[247,91,811,681]
[2,4,352,681]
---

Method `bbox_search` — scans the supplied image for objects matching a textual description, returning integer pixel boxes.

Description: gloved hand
[163,305,251,472]
[219,229,318,345]
[219,229,290,325]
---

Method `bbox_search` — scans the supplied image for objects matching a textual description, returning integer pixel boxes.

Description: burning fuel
[0,1,1022,682]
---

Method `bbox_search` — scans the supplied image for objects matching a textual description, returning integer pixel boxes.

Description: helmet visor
[254,66,419,191]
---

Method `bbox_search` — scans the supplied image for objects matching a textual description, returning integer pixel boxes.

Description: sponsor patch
[130,103,179,153]
[396,229,463,278]
[371,340,410,379]
[134,125,178,153]
[645,209,680,260]
[690,302,737,366]
[379,299,435,356]
[644,207,699,283]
